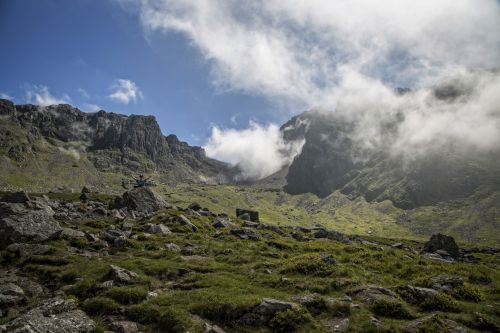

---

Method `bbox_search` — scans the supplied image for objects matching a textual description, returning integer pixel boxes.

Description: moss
[371,299,413,319]
[269,307,312,332]
[105,286,148,304]
[82,296,120,315]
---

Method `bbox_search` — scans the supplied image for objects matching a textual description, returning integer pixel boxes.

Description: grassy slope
[1,198,498,332]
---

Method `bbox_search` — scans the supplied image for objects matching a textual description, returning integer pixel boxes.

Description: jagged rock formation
[0,100,235,191]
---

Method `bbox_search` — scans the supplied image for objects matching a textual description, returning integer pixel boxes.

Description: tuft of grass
[82,296,120,315]
[280,253,336,276]
[371,299,414,319]
[127,302,162,324]
[269,307,312,333]
[105,286,148,304]
[451,284,483,302]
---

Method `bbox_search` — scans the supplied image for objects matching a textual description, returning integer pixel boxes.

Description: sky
[0,0,281,145]
[1,0,500,179]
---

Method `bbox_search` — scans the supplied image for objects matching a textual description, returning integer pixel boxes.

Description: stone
[0,283,25,307]
[175,215,198,232]
[1,192,30,203]
[92,207,107,216]
[60,228,86,239]
[240,298,294,325]
[164,242,181,252]
[111,209,126,221]
[392,242,404,249]
[230,228,260,241]
[104,229,129,243]
[204,322,226,333]
[188,202,202,211]
[313,228,350,243]
[110,321,139,333]
[423,234,459,259]
[143,223,171,234]
[320,253,337,265]
[4,297,95,333]
[404,314,467,333]
[6,243,51,257]
[430,276,464,292]
[108,265,138,284]
[395,285,438,304]
[81,186,91,194]
[350,285,398,304]
[122,187,167,213]
[122,222,134,232]
[212,216,233,228]
[236,208,259,222]
[0,207,61,249]
[322,318,350,332]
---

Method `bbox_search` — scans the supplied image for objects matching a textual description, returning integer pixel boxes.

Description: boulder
[236,208,259,222]
[204,322,226,333]
[143,223,171,234]
[6,243,51,257]
[175,215,198,232]
[188,202,202,211]
[0,206,61,249]
[164,242,181,252]
[423,234,459,259]
[240,298,294,325]
[313,228,350,244]
[110,321,139,333]
[60,228,86,239]
[0,283,25,307]
[108,265,138,284]
[395,285,438,304]
[430,276,464,292]
[122,187,167,213]
[404,314,467,333]
[1,191,30,203]
[350,285,398,304]
[4,297,95,333]
[230,228,260,241]
[320,253,337,265]
[212,216,234,228]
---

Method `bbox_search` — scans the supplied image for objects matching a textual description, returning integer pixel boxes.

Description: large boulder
[239,298,294,325]
[121,187,167,213]
[313,228,350,244]
[423,234,459,258]
[430,276,464,292]
[236,208,259,222]
[0,203,61,249]
[4,297,95,333]
[1,191,31,203]
[230,228,260,241]
[108,265,138,284]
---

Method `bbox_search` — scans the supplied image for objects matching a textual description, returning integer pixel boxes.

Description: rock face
[240,298,294,325]
[430,276,464,292]
[422,234,460,258]
[121,187,168,213]
[4,297,95,333]
[0,203,62,249]
[230,228,260,241]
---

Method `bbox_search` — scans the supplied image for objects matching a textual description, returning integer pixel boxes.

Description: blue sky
[1,0,499,179]
[0,0,283,145]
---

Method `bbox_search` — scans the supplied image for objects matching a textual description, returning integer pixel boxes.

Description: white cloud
[109,79,143,104]
[204,121,305,180]
[0,92,13,100]
[77,88,90,99]
[82,103,102,112]
[125,0,500,109]
[26,85,71,106]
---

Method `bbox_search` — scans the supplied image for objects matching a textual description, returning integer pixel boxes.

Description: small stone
[108,265,138,284]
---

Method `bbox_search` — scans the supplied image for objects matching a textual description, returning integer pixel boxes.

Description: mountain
[0,99,235,192]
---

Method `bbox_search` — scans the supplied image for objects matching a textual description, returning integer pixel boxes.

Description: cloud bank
[109,79,143,104]
[122,0,500,178]
[204,122,304,180]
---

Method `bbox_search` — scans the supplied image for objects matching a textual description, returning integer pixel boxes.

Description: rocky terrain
[0,188,499,332]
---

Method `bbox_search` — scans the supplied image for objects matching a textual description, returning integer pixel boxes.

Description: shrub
[128,302,162,324]
[158,308,192,333]
[280,254,336,276]
[82,296,120,315]
[269,307,312,332]
[105,286,148,304]
[451,285,482,302]
[371,299,413,319]
[420,293,459,312]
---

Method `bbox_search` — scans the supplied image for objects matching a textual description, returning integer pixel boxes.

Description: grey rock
[108,265,138,284]
[396,285,438,304]
[110,321,139,333]
[320,253,337,265]
[212,216,233,228]
[404,314,467,333]
[175,215,198,232]
[0,283,25,307]
[431,276,464,292]
[350,285,398,304]
[164,242,181,252]
[6,243,51,257]
[313,228,350,243]
[423,234,460,259]
[143,223,171,234]
[204,322,226,333]
[236,208,259,222]
[240,298,294,325]
[60,228,86,239]
[5,297,95,333]
[230,228,260,241]
[0,207,61,249]
[122,187,167,213]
